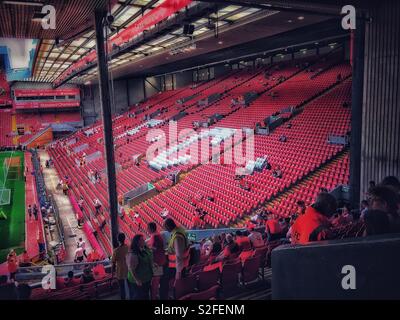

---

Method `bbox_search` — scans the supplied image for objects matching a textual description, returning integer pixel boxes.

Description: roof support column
[94,9,119,249]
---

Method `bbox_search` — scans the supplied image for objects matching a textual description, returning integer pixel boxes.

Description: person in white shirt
[94,199,102,214]
[161,207,169,219]
[250,214,259,223]
[77,237,87,258]
[248,228,264,248]
[75,247,84,263]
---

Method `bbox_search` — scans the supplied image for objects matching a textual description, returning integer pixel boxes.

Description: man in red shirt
[291,193,337,245]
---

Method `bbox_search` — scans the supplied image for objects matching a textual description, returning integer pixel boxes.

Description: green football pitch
[0,151,25,264]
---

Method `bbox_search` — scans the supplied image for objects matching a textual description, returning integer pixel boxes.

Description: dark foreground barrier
[272,234,400,299]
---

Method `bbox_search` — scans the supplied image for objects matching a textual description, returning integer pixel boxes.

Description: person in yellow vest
[163,218,190,281]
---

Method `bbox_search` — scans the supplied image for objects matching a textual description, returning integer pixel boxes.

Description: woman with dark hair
[363,209,392,236]
[216,234,240,262]
[207,242,222,264]
[381,176,400,193]
[127,234,153,300]
[368,186,400,232]
[146,222,166,300]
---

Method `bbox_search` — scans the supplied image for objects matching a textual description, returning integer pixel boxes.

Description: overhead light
[218,41,223,45]
[297,16,305,20]
[3,1,43,6]
[287,19,293,23]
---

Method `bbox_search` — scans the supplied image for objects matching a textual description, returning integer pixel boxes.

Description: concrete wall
[175,70,193,89]
[145,76,161,98]
[81,85,99,126]
[272,234,400,299]
[127,78,145,106]
[214,64,231,78]
[111,79,129,114]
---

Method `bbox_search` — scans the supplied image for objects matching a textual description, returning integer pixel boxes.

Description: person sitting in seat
[160,207,169,219]
[272,166,283,178]
[78,196,84,213]
[239,178,251,191]
[80,268,95,284]
[291,192,337,244]
[216,234,240,262]
[87,248,101,262]
[279,134,287,142]
[248,227,264,248]
[235,230,252,252]
[62,182,69,195]
[92,263,107,279]
[208,190,216,202]
[19,250,31,267]
[265,215,283,242]
[94,199,102,214]
[118,204,125,220]
[63,271,80,288]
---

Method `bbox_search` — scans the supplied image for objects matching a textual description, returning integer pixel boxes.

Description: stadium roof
[0,0,353,84]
